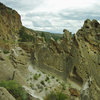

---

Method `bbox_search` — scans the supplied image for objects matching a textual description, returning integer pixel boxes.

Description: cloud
[1,0,100,33]
[0,0,43,11]
[32,20,52,27]
[59,8,100,21]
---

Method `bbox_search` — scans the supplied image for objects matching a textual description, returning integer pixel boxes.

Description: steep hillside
[0,2,22,41]
[31,20,100,100]
[35,31,62,42]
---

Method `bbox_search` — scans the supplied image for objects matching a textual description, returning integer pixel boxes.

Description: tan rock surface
[0,3,22,41]
[0,87,16,100]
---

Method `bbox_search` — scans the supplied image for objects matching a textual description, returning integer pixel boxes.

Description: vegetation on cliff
[36,31,62,43]
[44,91,67,100]
[0,80,28,100]
[18,27,35,42]
[18,26,62,43]
[40,32,62,43]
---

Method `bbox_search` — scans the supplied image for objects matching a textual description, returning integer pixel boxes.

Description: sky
[0,0,100,33]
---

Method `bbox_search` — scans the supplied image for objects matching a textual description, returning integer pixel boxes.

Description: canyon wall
[0,2,100,100]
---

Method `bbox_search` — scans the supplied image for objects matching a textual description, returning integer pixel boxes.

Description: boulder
[0,87,16,100]
[69,88,80,97]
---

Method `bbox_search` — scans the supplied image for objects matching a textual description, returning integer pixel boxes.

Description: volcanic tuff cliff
[0,2,100,100]
[0,3,22,41]
[32,20,100,100]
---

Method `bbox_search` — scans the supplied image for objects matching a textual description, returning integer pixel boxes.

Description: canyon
[0,2,100,100]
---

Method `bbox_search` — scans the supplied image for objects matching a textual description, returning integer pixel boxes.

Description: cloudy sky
[0,0,100,33]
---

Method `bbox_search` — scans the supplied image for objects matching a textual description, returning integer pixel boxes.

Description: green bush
[40,32,62,43]
[44,91,67,100]
[44,91,56,100]
[33,73,40,80]
[51,75,55,79]
[40,80,45,86]
[3,49,9,54]
[60,82,66,90]
[51,34,62,41]
[56,79,59,82]
[56,92,67,100]
[18,27,35,42]
[0,80,28,100]
[45,76,49,82]
[40,32,50,43]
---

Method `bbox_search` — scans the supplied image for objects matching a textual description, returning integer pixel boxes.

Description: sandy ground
[23,64,81,100]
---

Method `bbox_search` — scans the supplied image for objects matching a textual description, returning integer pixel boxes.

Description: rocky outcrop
[0,2,100,100]
[28,95,40,100]
[31,29,72,80]
[31,19,100,100]
[0,87,16,100]
[69,88,80,97]
[31,38,66,79]
[0,2,22,41]
[0,3,32,85]
[0,49,28,85]
[67,19,100,100]
[10,47,30,77]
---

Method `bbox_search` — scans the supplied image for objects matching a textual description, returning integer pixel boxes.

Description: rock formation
[0,2,100,100]
[0,87,16,100]
[0,3,22,41]
[31,19,100,99]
